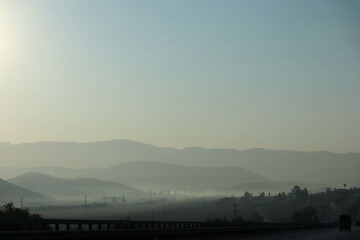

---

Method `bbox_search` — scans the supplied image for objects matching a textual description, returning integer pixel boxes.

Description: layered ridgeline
[8,172,144,199]
[6,163,267,192]
[0,140,359,186]
[0,178,52,204]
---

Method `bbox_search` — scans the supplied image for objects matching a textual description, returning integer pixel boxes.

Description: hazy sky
[0,0,359,152]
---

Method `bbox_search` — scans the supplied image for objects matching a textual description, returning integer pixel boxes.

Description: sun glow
[0,3,18,65]
[0,27,12,61]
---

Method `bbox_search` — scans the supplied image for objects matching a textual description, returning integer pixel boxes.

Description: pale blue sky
[0,0,359,152]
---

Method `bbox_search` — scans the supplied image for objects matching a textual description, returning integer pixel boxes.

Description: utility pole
[84,195,87,216]
[232,202,238,219]
[20,197,24,209]
[342,183,346,214]
[291,194,296,214]
[122,193,126,207]
[293,199,295,214]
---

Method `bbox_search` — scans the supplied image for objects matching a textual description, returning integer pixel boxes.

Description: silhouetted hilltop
[0,140,359,185]
[0,178,51,203]
[8,172,143,199]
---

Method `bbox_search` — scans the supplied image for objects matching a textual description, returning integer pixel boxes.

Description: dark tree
[290,185,309,201]
[0,202,46,231]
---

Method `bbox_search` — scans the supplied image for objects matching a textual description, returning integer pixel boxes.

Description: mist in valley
[1,140,359,223]
[0,1,359,237]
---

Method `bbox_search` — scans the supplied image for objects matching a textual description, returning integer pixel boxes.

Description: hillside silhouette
[0,178,52,203]
[0,140,359,186]
[8,172,143,199]
[7,162,266,191]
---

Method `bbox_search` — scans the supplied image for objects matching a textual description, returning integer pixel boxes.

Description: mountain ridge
[1,139,359,154]
[5,162,267,192]
[8,172,143,199]
[1,139,359,186]
[0,178,52,203]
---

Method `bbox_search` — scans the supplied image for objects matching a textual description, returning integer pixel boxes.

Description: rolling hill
[1,140,359,186]
[0,178,51,204]
[5,162,267,191]
[101,161,267,191]
[8,172,143,199]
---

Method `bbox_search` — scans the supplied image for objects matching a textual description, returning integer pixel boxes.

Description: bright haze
[1,1,360,226]
[0,0,359,155]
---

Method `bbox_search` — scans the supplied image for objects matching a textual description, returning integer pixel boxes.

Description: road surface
[219,227,360,240]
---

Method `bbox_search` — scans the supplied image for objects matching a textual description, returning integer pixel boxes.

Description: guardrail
[0,219,337,240]
[0,219,211,231]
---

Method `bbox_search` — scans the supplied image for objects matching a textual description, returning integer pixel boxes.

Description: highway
[220,227,360,240]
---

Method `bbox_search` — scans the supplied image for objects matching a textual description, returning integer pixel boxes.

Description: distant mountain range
[0,139,359,187]
[8,172,143,199]
[0,178,51,204]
